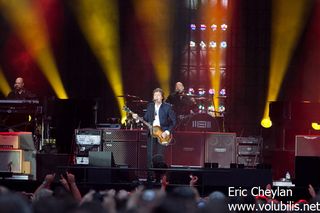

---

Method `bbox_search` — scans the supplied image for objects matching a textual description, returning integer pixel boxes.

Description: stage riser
[55,166,272,188]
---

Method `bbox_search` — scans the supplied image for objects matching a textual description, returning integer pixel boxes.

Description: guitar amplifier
[102,130,139,142]
[75,129,101,146]
[102,141,138,167]
[171,132,204,167]
[205,132,236,168]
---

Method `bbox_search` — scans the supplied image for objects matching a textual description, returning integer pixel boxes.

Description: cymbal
[117,94,140,99]
[215,96,227,99]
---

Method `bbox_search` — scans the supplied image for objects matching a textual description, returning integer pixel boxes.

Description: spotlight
[220,67,226,74]
[190,24,196,31]
[199,41,206,48]
[219,88,226,96]
[207,105,215,117]
[188,88,195,94]
[200,24,206,31]
[211,24,217,31]
[198,88,206,96]
[220,41,227,48]
[209,41,217,48]
[208,105,215,111]
[208,88,215,95]
[261,118,272,128]
[222,0,228,8]
[221,24,228,31]
[190,41,196,47]
[198,104,205,113]
[218,105,225,112]
[312,122,320,130]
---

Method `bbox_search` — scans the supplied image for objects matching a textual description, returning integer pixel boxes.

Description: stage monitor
[75,129,101,146]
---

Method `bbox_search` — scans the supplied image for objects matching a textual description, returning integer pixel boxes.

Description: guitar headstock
[122,106,133,114]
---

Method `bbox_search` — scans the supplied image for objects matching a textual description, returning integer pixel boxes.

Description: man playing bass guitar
[133,88,176,172]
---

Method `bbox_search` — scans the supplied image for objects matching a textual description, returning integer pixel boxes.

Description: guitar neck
[137,116,152,129]
[124,106,153,129]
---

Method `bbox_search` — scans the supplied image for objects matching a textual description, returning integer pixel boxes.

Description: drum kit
[118,93,226,131]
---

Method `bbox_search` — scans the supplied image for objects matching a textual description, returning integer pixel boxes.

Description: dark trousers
[147,136,165,169]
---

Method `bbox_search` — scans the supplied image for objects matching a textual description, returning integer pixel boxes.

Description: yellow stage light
[202,1,229,113]
[133,0,173,95]
[0,0,68,99]
[262,0,312,123]
[311,122,320,131]
[72,0,126,123]
[0,67,11,97]
[261,117,272,128]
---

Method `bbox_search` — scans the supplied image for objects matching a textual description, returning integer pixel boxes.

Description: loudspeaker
[205,132,236,168]
[102,141,137,167]
[295,135,320,156]
[89,151,115,167]
[171,132,204,167]
[102,129,139,142]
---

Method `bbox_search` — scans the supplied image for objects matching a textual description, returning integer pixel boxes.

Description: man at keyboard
[7,77,36,100]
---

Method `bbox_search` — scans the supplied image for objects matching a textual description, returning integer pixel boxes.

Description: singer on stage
[133,88,176,171]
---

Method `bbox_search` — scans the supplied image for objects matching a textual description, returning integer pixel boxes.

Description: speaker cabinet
[295,135,320,156]
[102,141,137,168]
[89,151,114,167]
[102,129,139,142]
[205,132,236,168]
[171,132,204,167]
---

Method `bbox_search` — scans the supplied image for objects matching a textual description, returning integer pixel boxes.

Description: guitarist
[133,88,176,171]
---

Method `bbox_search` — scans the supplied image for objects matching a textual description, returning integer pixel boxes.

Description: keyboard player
[1,77,37,132]
[7,77,36,100]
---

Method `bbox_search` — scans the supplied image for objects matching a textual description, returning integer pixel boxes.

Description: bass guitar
[123,106,172,146]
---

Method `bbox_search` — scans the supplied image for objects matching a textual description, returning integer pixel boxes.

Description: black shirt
[7,89,36,100]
